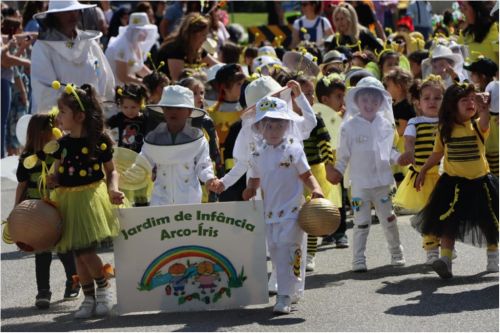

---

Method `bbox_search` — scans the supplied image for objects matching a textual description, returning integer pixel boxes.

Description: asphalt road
[1,177,498,332]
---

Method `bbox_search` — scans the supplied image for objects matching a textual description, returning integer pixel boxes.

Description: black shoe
[35,290,52,309]
[64,281,81,300]
[321,235,335,246]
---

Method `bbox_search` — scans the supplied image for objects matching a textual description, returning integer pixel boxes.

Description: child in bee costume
[330,77,405,272]
[242,96,324,314]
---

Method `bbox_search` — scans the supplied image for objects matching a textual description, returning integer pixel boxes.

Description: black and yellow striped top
[303,115,335,166]
[16,153,55,200]
[406,117,439,172]
[434,119,490,179]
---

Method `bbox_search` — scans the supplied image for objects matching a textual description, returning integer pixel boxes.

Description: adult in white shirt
[291,1,333,49]
[105,12,157,85]
[31,0,115,113]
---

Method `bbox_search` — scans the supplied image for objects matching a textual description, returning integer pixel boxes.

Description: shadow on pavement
[1,306,307,332]
[378,273,499,316]
[1,251,33,261]
[305,264,434,290]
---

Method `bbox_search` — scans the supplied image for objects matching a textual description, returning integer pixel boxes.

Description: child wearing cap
[140,85,219,205]
[243,96,324,314]
[330,77,405,272]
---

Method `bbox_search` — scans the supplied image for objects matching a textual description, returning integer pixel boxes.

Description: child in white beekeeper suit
[242,96,324,314]
[330,76,405,272]
[140,85,218,205]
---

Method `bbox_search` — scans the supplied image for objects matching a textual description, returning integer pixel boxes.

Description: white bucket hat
[34,0,96,19]
[245,76,284,109]
[283,51,320,77]
[147,85,205,118]
[254,96,291,124]
[252,55,282,74]
[205,63,226,82]
[430,44,463,67]
[345,76,394,124]
[258,46,278,58]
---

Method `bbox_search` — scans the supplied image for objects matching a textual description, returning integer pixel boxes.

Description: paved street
[1,177,498,332]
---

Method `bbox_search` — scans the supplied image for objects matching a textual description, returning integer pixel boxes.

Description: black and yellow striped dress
[412,119,498,247]
[485,114,499,177]
[394,116,440,212]
[304,115,339,255]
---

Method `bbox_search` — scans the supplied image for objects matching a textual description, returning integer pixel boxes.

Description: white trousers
[351,185,403,266]
[266,219,306,297]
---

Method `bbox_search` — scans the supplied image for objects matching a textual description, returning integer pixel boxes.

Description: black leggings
[35,251,77,291]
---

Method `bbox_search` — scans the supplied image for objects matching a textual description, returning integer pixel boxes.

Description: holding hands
[206,178,224,194]
[326,166,343,185]
[109,189,125,205]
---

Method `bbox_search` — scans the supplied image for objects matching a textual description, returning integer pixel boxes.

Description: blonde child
[330,77,405,272]
[14,113,79,309]
[414,83,498,278]
[52,83,124,318]
[141,85,218,205]
[243,96,324,314]
[393,75,445,263]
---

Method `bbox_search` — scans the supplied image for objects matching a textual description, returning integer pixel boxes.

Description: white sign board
[113,201,268,314]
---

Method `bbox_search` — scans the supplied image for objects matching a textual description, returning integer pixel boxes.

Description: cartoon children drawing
[195,261,220,294]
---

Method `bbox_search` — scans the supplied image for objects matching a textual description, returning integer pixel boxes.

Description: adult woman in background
[30,0,115,113]
[105,12,157,85]
[327,2,382,53]
[157,13,218,81]
[458,1,498,65]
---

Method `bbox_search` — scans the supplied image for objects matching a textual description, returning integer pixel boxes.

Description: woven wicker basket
[7,200,62,252]
[298,198,341,236]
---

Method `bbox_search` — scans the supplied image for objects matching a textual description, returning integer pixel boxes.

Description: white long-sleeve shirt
[140,124,214,205]
[31,29,115,113]
[221,93,317,189]
[335,114,400,189]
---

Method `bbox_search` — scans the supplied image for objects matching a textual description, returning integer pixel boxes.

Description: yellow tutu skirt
[393,167,440,213]
[122,179,153,206]
[51,181,122,253]
[307,163,342,207]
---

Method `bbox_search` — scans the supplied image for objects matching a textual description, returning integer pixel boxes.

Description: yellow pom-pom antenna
[52,128,63,140]
[51,81,61,90]
[300,27,307,34]
[117,88,123,96]
[64,84,73,94]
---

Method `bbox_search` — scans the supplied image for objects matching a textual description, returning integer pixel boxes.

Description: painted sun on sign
[138,245,247,305]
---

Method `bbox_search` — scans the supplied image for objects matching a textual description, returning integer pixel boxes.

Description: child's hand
[311,190,324,199]
[398,151,414,166]
[287,80,302,97]
[46,174,59,189]
[206,178,223,193]
[109,189,125,205]
[444,63,458,81]
[475,92,490,113]
[326,167,343,185]
[242,188,257,201]
[415,171,426,192]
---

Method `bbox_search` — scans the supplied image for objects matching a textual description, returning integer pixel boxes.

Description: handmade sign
[113,201,268,314]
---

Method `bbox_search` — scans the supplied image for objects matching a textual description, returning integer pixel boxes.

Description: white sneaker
[425,249,439,265]
[432,256,453,279]
[273,295,291,314]
[95,287,113,316]
[74,296,95,319]
[291,294,301,304]
[487,251,499,272]
[306,254,315,272]
[391,252,406,266]
[352,261,367,272]
[452,248,458,260]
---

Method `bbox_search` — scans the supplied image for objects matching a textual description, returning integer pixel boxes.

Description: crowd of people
[1,0,499,318]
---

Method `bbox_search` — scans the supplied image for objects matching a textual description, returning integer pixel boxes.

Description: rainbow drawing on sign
[138,245,246,304]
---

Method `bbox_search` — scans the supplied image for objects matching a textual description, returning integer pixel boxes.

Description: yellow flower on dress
[100,143,107,151]
[81,147,89,155]
[93,164,100,171]
[79,169,87,177]
[58,166,64,173]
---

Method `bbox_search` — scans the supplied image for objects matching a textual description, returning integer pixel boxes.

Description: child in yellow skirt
[51,82,125,318]
[413,82,499,278]
[394,75,445,264]
[383,68,416,184]
[313,74,348,248]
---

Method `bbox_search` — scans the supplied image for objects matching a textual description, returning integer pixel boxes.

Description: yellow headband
[52,81,85,112]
